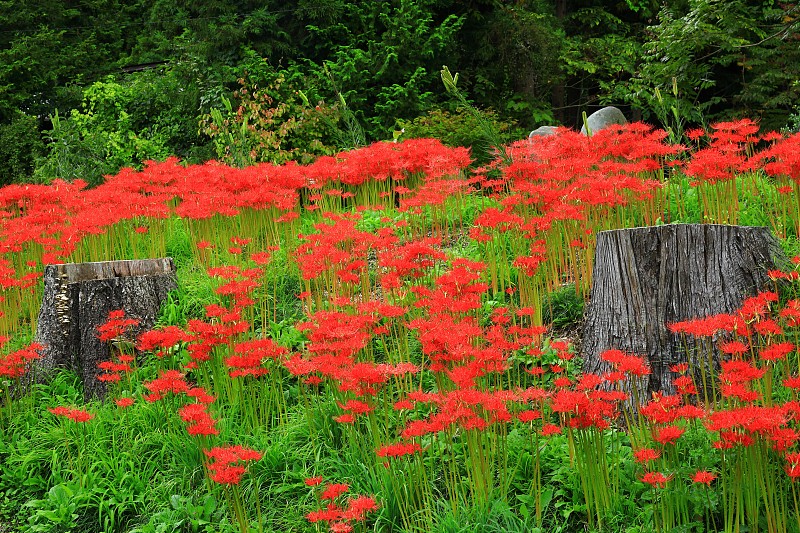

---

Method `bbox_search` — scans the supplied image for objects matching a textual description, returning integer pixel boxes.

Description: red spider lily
[785,452,800,479]
[719,360,765,384]
[413,262,489,315]
[293,212,379,282]
[306,504,343,524]
[769,427,799,452]
[517,409,542,423]
[187,387,216,404]
[376,442,422,458]
[753,131,800,182]
[720,341,749,357]
[283,353,317,379]
[603,371,626,383]
[115,397,134,408]
[633,448,661,463]
[393,399,414,411]
[780,300,800,327]
[48,406,94,423]
[334,414,355,424]
[691,471,717,485]
[720,430,755,448]
[669,314,747,337]
[0,342,42,378]
[184,317,248,362]
[304,375,322,387]
[334,362,391,396]
[474,207,524,232]
[600,349,651,376]
[305,476,324,486]
[654,425,685,445]
[321,483,350,501]
[769,269,800,281]
[686,128,706,141]
[143,369,190,402]
[670,363,689,373]
[673,375,697,395]
[685,145,746,185]
[705,405,788,445]
[226,338,287,378]
[203,445,262,485]
[341,495,379,521]
[753,319,783,336]
[137,326,193,355]
[760,342,795,361]
[740,291,778,321]
[783,376,800,389]
[378,237,446,282]
[553,377,572,388]
[641,471,672,488]
[551,388,617,430]
[329,521,352,533]
[98,361,131,374]
[297,310,378,361]
[337,399,374,416]
[720,383,761,403]
[640,393,683,424]
[179,403,219,436]
[97,309,140,342]
[576,373,603,390]
[400,419,435,439]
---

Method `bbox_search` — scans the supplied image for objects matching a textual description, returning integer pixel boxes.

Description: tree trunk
[35,258,176,399]
[581,224,787,399]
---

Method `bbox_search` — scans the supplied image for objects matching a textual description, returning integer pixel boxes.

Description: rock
[528,126,559,138]
[580,106,627,135]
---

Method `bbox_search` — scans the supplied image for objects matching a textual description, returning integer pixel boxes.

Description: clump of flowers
[305,478,379,533]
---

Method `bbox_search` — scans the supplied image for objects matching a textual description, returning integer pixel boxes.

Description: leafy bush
[34,78,172,186]
[199,59,342,167]
[398,107,521,164]
[0,112,43,185]
[542,284,584,329]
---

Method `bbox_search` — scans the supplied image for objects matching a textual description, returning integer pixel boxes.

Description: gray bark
[35,258,176,399]
[581,224,787,399]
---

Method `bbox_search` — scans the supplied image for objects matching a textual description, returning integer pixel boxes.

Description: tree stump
[35,258,177,399]
[581,224,788,399]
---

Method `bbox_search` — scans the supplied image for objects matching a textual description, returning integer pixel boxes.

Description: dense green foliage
[0,0,798,184]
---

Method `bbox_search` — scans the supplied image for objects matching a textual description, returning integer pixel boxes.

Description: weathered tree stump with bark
[35,258,176,399]
[581,224,787,399]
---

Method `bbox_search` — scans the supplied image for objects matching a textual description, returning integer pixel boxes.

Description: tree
[620,0,800,131]
[0,0,143,121]
[303,0,465,139]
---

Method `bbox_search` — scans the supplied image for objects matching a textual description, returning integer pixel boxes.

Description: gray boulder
[528,126,559,138]
[580,106,627,135]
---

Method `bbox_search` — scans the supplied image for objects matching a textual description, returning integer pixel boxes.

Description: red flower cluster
[376,441,422,459]
[96,309,140,342]
[203,445,262,485]
[0,341,42,379]
[226,338,287,378]
[48,406,94,422]
[306,479,379,533]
